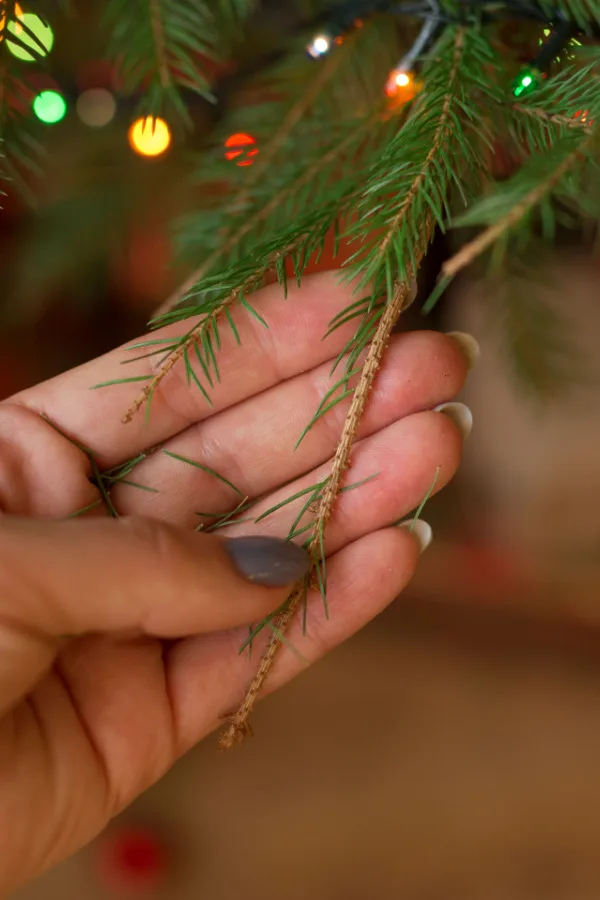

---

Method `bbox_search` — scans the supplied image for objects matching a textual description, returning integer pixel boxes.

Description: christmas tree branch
[216,25,502,748]
[149,0,171,90]
[218,276,419,750]
[123,231,315,422]
[375,29,465,272]
[441,135,591,282]
[155,34,362,316]
[513,104,589,130]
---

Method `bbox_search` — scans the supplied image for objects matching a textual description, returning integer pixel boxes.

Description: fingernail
[445,331,480,371]
[397,519,433,553]
[434,401,473,439]
[224,536,310,587]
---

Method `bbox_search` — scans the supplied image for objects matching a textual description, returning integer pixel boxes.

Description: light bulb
[385,68,413,98]
[307,33,332,59]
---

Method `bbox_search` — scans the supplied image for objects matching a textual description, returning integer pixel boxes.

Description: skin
[0,272,467,894]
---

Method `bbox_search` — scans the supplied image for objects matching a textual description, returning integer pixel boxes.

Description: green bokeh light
[6,13,54,62]
[513,71,536,98]
[33,90,66,124]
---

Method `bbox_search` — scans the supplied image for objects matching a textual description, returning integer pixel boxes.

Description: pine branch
[218,277,419,750]
[155,30,375,315]
[376,29,466,269]
[149,0,171,90]
[104,0,252,125]
[441,134,592,282]
[513,104,589,131]
[346,24,503,300]
[155,106,387,318]
[123,233,312,423]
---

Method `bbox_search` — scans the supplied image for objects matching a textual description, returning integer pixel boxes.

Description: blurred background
[5,2,600,898]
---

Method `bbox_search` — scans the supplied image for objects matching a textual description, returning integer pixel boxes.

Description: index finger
[9,273,365,468]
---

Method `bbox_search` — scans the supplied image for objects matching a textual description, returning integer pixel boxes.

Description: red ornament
[224,132,259,167]
[94,825,169,894]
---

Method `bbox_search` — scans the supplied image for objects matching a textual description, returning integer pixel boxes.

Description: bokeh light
[128,116,171,157]
[76,88,117,127]
[32,90,66,124]
[224,132,259,167]
[6,12,54,61]
[385,68,413,97]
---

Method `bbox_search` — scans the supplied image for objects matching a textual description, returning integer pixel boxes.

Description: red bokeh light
[224,132,259,167]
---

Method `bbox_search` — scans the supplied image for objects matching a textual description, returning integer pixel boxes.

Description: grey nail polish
[224,536,310,587]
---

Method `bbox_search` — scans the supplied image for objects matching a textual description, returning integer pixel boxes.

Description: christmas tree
[1,0,598,747]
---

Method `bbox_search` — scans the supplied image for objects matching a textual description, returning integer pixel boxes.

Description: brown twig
[218,33,468,751]
[152,37,357,319]
[441,137,590,282]
[218,278,418,750]
[513,104,591,130]
[149,0,171,89]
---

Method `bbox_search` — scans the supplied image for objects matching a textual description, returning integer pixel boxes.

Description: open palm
[0,272,469,892]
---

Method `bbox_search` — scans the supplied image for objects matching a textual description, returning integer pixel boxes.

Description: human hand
[0,272,474,893]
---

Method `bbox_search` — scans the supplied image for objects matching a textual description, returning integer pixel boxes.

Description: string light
[6,12,54,61]
[224,132,259,167]
[385,68,412,96]
[513,70,537,97]
[128,116,171,157]
[32,90,66,124]
[76,89,116,127]
[306,32,334,58]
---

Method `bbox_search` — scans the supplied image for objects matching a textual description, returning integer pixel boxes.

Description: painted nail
[434,401,473,440]
[224,536,310,587]
[397,519,433,553]
[445,331,480,371]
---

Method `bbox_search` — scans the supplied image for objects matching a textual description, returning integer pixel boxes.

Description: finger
[110,331,468,524]
[221,408,464,554]
[9,273,371,468]
[0,516,309,715]
[165,525,423,753]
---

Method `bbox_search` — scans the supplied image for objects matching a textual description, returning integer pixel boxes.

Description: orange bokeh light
[0,3,23,37]
[224,132,259,167]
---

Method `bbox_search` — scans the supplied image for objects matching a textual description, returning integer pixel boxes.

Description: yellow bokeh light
[128,116,171,157]
[395,72,410,87]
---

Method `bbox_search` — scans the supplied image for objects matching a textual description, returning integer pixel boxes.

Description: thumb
[0,515,309,715]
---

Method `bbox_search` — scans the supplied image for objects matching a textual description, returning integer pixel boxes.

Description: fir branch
[441,134,591,282]
[346,24,503,300]
[155,105,384,318]
[512,104,589,131]
[104,0,238,125]
[149,0,171,90]
[375,29,466,271]
[123,236,307,423]
[218,278,418,750]
[155,32,370,315]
